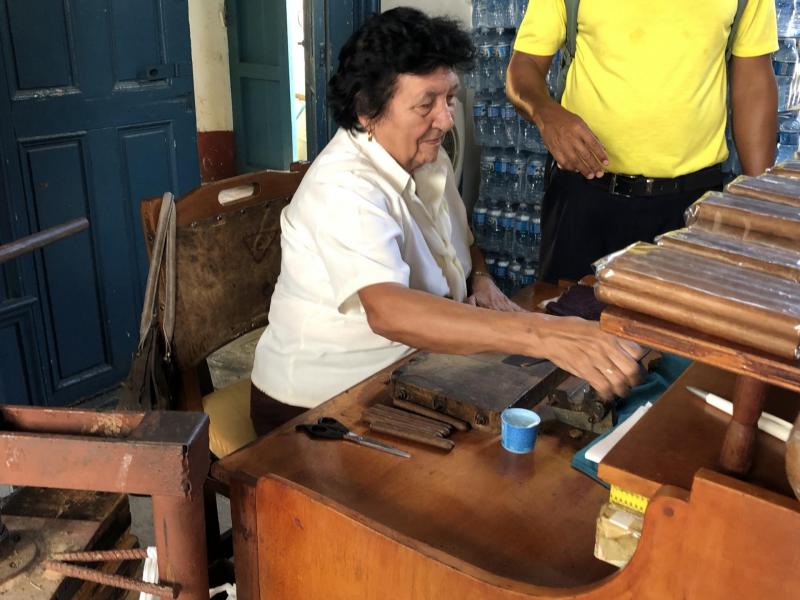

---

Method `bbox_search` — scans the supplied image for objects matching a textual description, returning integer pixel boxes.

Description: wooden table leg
[230,478,260,600]
[719,376,769,476]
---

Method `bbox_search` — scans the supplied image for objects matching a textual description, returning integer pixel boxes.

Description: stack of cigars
[362,398,469,451]
[594,161,800,360]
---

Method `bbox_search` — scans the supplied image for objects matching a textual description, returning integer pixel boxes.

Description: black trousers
[538,169,722,283]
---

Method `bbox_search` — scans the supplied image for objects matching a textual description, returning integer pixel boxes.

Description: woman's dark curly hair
[328,7,475,131]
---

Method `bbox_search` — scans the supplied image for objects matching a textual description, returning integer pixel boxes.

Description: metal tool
[296,417,411,458]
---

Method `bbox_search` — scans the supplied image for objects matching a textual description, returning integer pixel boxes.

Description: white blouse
[251,128,473,408]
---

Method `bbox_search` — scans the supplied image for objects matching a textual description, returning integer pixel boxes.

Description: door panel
[304,0,379,158]
[228,0,292,171]
[0,0,199,406]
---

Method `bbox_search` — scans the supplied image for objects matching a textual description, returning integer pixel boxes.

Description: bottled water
[492,150,507,201]
[495,257,510,294]
[473,93,489,145]
[480,151,496,199]
[495,31,513,81]
[507,258,522,297]
[500,200,517,255]
[477,36,495,92]
[513,208,532,260]
[521,260,537,287]
[488,92,504,145]
[485,203,503,253]
[518,117,535,152]
[472,0,489,29]
[777,113,800,163]
[500,149,515,199]
[508,153,528,203]
[501,100,518,147]
[774,39,799,111]
[525,154,547,204]
[484,254,497,278]
[530,216,542,266]
[471,193,489,246]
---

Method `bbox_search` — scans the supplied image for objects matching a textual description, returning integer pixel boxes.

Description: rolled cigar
[686,193,800,241]
[770,160,800,178]
[692,220,800,253]
[596,284,800,359]
[362,413,447,437]
[366,405,452,435]
[369,422,455,451]
[392,398,470,431]
[596,267,800,341]
[726,174,800,208]
[657,229,800,283]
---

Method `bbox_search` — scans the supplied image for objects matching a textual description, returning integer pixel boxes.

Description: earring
[367,127,374,142]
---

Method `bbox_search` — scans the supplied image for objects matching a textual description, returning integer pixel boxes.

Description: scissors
[296,417,410,458]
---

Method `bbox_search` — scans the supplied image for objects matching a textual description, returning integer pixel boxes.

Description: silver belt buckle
[608,173,635,197]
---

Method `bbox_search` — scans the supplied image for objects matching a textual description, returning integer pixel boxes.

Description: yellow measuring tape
[609,485,649,514]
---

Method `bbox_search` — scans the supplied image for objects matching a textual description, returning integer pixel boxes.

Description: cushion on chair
[202,377,258,458]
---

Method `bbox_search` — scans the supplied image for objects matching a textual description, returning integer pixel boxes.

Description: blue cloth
[570,353,692,486]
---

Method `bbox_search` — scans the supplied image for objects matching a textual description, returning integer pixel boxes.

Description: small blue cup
[501,408,541,454]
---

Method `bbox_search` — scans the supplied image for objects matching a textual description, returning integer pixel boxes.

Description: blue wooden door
[227,0,293,171]
[305,0,379,158]
[0,0,200,406]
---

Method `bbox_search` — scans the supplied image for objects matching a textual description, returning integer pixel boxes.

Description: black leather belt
[581,164,724,197]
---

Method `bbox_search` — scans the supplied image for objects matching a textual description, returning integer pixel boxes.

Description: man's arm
[731,54,778,176]
[506,51,608,178]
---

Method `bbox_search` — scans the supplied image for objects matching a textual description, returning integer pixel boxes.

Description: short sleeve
[731,0,778,57]
[513,0,567,57]
[314,184,409,313]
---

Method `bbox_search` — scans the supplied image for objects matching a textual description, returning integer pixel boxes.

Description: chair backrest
[140,163,309,410]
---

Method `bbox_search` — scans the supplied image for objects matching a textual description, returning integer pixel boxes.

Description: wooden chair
[139,162,309,568]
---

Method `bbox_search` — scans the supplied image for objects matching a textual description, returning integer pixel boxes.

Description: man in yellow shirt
[507,0,778,282]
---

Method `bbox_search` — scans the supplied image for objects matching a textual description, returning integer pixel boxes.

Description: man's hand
[538,103,608,179]
[465,275,525,312]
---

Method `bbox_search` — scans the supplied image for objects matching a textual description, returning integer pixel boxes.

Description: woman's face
[362,67,459,173]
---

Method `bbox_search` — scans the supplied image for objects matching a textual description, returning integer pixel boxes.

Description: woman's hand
[536,315,642,399]
[466,275,525,312]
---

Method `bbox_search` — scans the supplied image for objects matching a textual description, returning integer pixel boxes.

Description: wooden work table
[214,284,800,599]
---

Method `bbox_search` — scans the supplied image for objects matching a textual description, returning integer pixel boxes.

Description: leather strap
[585,164,723,197]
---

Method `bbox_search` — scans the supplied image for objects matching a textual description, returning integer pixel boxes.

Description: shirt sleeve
[731,0,778,57]
[513,0,567,57]
[314,183,410,313]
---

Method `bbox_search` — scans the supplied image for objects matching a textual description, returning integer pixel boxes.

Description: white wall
[380,0,479,210]
[188,0,233,133]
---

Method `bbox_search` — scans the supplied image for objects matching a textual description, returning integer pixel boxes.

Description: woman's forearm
[359,282,542,356]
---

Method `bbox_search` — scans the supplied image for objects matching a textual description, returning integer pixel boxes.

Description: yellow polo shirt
[514,0,778,177]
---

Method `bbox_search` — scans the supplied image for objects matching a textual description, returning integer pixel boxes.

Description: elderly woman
[249,7,640,434]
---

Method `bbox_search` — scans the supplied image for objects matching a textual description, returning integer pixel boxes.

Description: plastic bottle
[471,193,489,247]
[521,259,537,287]
[495,30,513,81]
[488,92,504,146]
[777,113,800,163]
[484,253,497,278]
[473,92,489,146]
[495,257,510,295]
[774,38,799,111]
[525,154,547,205]
[479,151,496,198]
[492,149,507,201]
[530,216,542,268]
[485,202,503,254]
[513,206,532,261]
[508,153,528,203]
[500,199,517,255]
[507,258,522,297]
[477,35,495,93]
[472,0,489,29]
[501,100,518,148]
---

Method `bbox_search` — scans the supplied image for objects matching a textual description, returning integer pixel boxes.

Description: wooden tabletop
[214,282,621,588]
[599,361,798,499]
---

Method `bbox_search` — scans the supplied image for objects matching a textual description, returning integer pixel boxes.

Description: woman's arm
[359,282,640,399]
